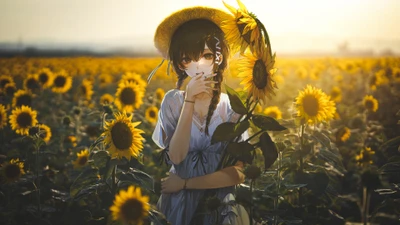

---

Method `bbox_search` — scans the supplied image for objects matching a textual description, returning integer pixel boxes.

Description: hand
[185,73,218,100]
[161,173,185,194]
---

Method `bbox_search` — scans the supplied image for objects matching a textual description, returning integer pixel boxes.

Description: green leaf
[259,132,278,170]
[252,115,287,131]
[311,131,332,149]
[70,168,99,198]
[226,142,254,157]
[225,84,247,115]
[282,183,308,190]
[92,150,110,168]
[117,168,155,192]
[211,121,250,144]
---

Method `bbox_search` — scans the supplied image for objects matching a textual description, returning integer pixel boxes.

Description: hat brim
[154,6,233,59]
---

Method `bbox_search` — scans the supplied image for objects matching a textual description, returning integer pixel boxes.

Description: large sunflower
[51,70,73,93]
[110,186,150,225]
[221,0,263,54]
[295,85,336,125]
[237,47,277,104]
[36,68,54,88]
[79,78,94,101]
[114,81,144,113]
[0,75,14,88]
[100,93,114,105]
[9,105,38,135]
[23,74,41,92]
[120,72,147,91]
[72,149,90,169]
[0,104,7,129]
[1,158,25,183]
[263,106,282,120]
[145,106,158,125]
[363,95,378,112]
[12,89,34,108]
[102,112,145,160]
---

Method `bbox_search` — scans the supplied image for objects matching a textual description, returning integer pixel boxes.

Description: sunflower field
[0,55,399,225]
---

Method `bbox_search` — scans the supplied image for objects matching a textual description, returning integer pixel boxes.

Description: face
[180,44,214,78]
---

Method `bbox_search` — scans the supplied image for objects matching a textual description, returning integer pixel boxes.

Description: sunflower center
[120,198,144,222]
[252,59,268,89]
[54,76,66,87]
[16,94,32,107]
[302,95,319,116]
[266,111,277,119]
[149,110,156,118]
[78,156,88,166]
[120,88,136,105]
[39,73,49,84]
[27,78,40,90]
[111,122,133,150]
[17,112,33,128]
[365,100,374,110]
[236,18,252,44]
[5,164,21,179]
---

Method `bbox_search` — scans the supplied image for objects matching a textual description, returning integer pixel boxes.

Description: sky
[1,0,399,54]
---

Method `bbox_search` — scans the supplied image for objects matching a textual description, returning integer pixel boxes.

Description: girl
[150,6,250,225]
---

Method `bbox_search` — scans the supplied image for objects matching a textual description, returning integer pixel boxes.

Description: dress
[152,89,250,225]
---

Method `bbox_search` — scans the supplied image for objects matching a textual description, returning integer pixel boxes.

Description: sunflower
[98,73,113,87]
[12,89,34,108]
[114,81,144,113]
[154,88,165,102]
[72,149,90,169]
[36,68,54,88]
[363,95,378,112]
[9,105,38,135]
[4,82,17,97]
[38,124,52,143]
[0,75,13,88]
[120,72,147,91]
[102,112,145,160]
[336,126,351,143]
[356,147,375,167]
[145,106,158,124]
[23,74,41,92]
[110,186,150,225]
[263,106,282,120]
[79,78,94,101]
[237,47,277,104]
[51,70,73,93]
[330,86,342,103]
[295,85,336,125]
[221,0,264,54]
[100,93,114,105]
[0,104,7,129]
[1,158,25,183]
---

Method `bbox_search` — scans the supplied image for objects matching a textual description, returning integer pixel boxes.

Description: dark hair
[168,19,229,136]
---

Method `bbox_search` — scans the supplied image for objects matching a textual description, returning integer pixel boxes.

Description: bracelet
[184,99,195,103]
[183,179,188,190]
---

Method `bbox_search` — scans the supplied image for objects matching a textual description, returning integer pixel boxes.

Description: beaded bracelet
[184,99,195,103]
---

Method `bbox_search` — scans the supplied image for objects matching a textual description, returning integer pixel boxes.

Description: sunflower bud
[244,164,262,180]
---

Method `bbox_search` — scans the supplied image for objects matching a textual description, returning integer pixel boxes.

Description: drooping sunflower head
[145,106,158,125]
[100,93,114,105]
[36,68,54,88]
[120,72,147,91]
[336,126,351,143]
[221,0,264,55]
[109,186,150,225]
[12,89,34,108]
[9,105,38,135]
[0,75,14,88]
[237,48,277,104]
[79,79,94,101]
[154,88,165,102]
[1,158,25,183]
[102,112,145,160]
[355,147,375,167]
[51,70,73,94]
[72,149,90,169]
[4,82,17,97]
[295,85,336,125]
[330,86,342,103]
[0,104,7,129]
[114,81,144,113]
[363,95,378,112]
[263,106,282,120]
[23,74,41,92]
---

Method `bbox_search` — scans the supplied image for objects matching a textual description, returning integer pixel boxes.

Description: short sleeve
[152,89,183,149]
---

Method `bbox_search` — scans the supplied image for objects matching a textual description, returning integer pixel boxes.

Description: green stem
[112,165,117,194]
[299,124,305,206]
[245,129,263,143]
[250,179,254,225]
[35,138,42,216]
[274,151,283,225]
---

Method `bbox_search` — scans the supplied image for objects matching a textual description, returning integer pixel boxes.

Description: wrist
[182,178,189,190]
